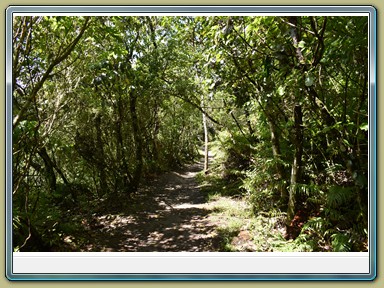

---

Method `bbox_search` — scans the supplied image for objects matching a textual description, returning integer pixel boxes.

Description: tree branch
[13,17,91,129]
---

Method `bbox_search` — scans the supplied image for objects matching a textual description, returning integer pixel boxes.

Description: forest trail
[79,159,222,252]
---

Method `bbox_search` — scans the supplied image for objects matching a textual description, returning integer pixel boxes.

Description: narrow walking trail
[79,160,222,252]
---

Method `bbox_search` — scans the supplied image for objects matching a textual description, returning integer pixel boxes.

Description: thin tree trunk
[285,17,304,228]
[129,91,143,193]
[38,146,77,200]
[267,116,288,202]
[114,100,126,193]
[244,108,254,137]
[265,98,288,202]
[202,103,209,172]
[199,76,209,172]
[152,107,161,162]
[95,114,107,197]
[37,147,57,193]
[287,105,303,225]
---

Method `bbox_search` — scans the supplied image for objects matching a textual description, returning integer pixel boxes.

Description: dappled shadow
[78,161,222,252]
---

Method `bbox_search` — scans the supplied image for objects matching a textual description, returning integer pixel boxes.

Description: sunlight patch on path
[171,171,198,179]
[172,203,207,210]
[80,159,223,252]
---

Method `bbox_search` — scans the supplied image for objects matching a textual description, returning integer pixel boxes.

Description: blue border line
[371,5,377,281]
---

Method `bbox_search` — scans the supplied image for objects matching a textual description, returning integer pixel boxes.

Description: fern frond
[327,186,355,208]
[331,233,352,252]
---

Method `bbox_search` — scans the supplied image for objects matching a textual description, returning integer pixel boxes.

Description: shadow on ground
[78,161,223,252]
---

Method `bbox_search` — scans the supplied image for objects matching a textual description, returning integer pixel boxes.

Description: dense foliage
[12,15,369,252]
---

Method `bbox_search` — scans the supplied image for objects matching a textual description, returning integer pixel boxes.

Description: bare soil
[77,161,223,252]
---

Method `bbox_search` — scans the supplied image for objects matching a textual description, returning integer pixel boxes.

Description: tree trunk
[152,107,161,162]
[113,94,133,196]
[37,147,57,193]
[201,96,209,172]
[244,107,254,137]
[287,105,303,226]
[267,117,288,201]
[203,112,209,172]
[95,114,107,197]
[129,91,143,193]
[38,146,76,200]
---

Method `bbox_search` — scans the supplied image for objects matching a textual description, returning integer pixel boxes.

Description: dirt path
[79,160,222,252]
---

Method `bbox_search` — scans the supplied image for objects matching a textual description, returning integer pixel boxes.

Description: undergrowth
[197,167,315,252]
[199,130,368,252]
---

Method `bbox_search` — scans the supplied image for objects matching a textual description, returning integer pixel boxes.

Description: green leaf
[305,75,314,87]
[331,233,351,252]
[359,123,368,131]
